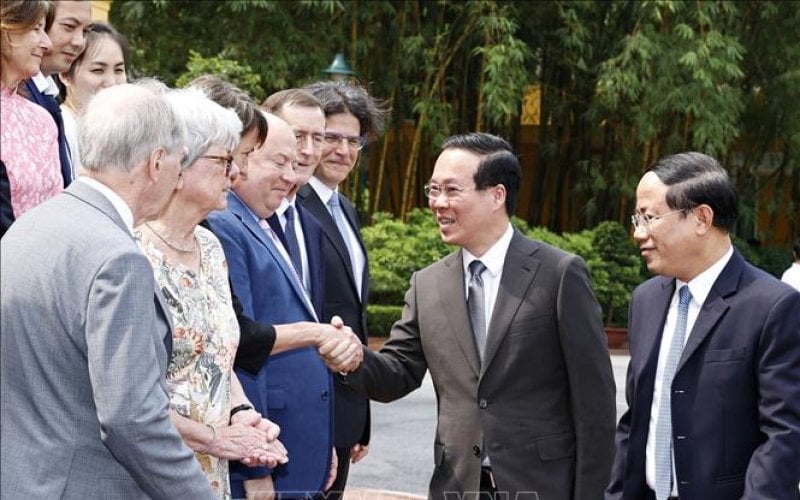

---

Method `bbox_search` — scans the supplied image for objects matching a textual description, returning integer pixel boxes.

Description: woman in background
[58,22,129,174]
[0,0,59,225]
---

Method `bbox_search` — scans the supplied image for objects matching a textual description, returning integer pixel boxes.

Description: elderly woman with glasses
[135,87,287,500]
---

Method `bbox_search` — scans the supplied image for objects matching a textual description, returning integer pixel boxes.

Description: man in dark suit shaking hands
[340,132,616,499]
[606,152,800,500]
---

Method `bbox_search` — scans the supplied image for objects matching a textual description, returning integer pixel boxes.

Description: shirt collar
[276,197,295,217]
[31,72,59,96]
[77,177,134,234]
[308,176,336,205]
[677,245,734,307]
[462,223,515,278]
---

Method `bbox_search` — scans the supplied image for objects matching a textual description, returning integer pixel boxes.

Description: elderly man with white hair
[1,83,216,499]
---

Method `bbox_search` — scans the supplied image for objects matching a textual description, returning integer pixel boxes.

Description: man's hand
[244,476,274,500]
[316,316,363,373]
[324,447,338,492]
[350,443,369,464]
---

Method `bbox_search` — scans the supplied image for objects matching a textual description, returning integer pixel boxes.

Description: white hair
[163,87,243,168]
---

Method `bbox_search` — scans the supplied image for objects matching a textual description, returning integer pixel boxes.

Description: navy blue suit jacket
[607,250,800,499]
[297,185,370,447]
[207,193,333,497]
[22,79,72,187]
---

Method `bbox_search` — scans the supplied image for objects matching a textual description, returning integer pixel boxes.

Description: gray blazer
[0,181,214,499]
[347,231,617,500]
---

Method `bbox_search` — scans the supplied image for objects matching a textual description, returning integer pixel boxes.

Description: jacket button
[321,390,329,401]
[674,389,685,394]
[472,445,481,457]
[676,435,686,440]
[478,398,488,409]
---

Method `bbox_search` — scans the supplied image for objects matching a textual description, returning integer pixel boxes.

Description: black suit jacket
[0,160,14,238]
[606,250,800,499]
[297,184,370,447]
[23,79,72,187]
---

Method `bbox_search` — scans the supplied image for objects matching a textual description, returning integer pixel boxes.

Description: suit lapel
[228,194,318,320]
[297,186,359,297]
[438,250,481,377]
[676,252,740,371]
[634,278,674,383]
[481,232,541,375]
[66,181,174,352]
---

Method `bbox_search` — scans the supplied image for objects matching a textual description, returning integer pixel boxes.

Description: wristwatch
[229,403,254,423]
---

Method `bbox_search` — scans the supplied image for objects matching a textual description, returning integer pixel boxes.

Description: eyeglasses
[198,155,234,176]
[323,132,367,151]
[423,183,473,200]
[295,130,325,149]
[630,209,686,232]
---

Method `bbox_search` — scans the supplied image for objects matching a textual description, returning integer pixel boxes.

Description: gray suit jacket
[347,231,616,500]
[0,181,214,499]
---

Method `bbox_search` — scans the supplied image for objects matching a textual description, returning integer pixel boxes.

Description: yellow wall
[91,0,112,22]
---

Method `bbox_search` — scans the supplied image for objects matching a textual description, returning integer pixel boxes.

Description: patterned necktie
[328,194,359,284]
[467,260,488,364]
[282,206,303,279]
[654,285,692,500]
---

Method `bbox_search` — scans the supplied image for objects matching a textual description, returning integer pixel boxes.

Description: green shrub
[367,304,404,337]
[176,50,265,102]
[363,209,450,305]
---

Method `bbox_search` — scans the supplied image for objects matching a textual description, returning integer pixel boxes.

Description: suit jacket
[346,231,616,500]
[0,181,213,500]
[23,79,72,187]
[606,250,800,500]
[0,160,13,237]
[297,184,371,447]
[207,193,333,497]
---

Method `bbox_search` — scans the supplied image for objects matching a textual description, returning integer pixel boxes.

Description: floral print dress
[137,225,239,500]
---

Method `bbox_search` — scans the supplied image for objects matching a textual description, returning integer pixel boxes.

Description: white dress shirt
[645,246,734,496]
[781,262,800,292]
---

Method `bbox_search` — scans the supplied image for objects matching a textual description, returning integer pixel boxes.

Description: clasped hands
[224,410,288,468]
[316,315,364,373]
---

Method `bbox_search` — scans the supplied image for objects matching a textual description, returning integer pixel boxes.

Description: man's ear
[146,148,164,182]
[493,184,507,210]
[693,204,715,235]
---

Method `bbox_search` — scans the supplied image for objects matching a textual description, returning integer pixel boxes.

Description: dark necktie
[654,285,692,500]
[283,206,303,278]
[467,260,488,363]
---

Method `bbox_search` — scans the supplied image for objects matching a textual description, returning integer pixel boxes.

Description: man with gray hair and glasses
[1,83,215,499]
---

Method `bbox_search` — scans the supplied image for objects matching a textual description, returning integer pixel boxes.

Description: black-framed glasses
[630,209,686,232]
[198,155,234,176]
[323,132,367,151]
[423,183,473,200]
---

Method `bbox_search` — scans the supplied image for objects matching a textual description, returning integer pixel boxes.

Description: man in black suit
[297,80,388,499]
[23,0,92,187]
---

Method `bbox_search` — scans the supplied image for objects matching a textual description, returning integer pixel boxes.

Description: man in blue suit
[23,0,92,187]
[208,114,348,498]
[606,152,800,500]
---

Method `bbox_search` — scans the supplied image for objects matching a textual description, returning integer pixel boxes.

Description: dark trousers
[323,446,352,500]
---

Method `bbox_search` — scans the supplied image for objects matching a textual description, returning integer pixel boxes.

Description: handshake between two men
[315,315,364,374]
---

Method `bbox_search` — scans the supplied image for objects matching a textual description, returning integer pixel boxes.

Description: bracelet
[229,403,254,423]
[205,424,217,454]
